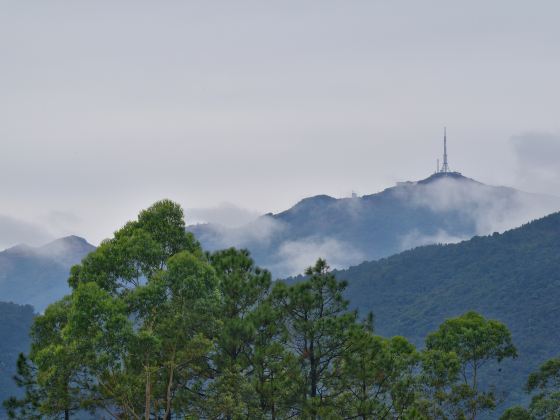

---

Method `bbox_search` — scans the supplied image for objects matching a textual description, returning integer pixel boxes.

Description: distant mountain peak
[37,236,95,266]
[278,194,337,216]
[0,235,95,312]
[418,171,472,184]
[392,172,481,188]
[295,194,336,205]
[41,235,92,248]
[189,173,560,278]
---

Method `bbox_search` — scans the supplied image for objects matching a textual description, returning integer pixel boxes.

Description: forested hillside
[0,302,34,406]
[338,211,560,409]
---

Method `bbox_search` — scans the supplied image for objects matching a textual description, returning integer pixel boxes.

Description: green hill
[337,211,560,409]
[0,302,34,407]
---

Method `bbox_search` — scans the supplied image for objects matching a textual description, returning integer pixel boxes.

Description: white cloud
[191,214,287,250]
[394,176,560,237]
[510,132,560,194]
[186,203,260,228]
[400,229,468,250]
[271,237,366,278]
[0,215,54,250]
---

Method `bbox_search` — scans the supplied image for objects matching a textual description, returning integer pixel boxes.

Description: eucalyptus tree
[426,311,517,420]
[6,200,220,419]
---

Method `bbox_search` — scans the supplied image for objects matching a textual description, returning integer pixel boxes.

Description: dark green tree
[249,299,301,419]
[3,354,44,419]
[4,297,82,420]
[426,311,517,420]
[7,201,219,419]
[272,258,358,418]
[500,406,533,420]
[524,357,560,419]
[416,349,461,419]
[205,248,271,418]
[333,324,420,419]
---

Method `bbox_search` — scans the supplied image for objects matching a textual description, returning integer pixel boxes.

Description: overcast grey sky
[1,1,559,246]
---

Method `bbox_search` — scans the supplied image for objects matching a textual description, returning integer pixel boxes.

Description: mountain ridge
[189,173,560,277]
[0,235,95,312]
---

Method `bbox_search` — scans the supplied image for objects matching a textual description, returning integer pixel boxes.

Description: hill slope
[0,236,95,312]
[0,302,34,408]
[337,211,560,409]
[189,172,560,277]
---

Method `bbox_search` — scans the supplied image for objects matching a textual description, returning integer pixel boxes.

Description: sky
[1,0,560,247]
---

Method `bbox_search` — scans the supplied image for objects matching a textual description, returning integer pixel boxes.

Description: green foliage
[336,211,560,413]
[333,328,419,419]
[417,349,461,418]
[500,406,533,420]
[4,200,522,419]
[272,258,359,417]
[3,354,43,419]
[425,311,517,419]
[517,357,560,419]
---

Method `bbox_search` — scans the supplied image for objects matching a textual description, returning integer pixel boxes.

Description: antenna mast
[441,127,449,173]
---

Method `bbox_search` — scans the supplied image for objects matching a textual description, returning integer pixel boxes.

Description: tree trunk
[164,360,175,420]
[309,339,318,419]
[145,367,152,420]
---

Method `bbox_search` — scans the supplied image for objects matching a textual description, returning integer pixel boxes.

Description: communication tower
[440,127,450,173]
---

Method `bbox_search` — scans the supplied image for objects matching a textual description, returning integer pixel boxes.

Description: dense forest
[335,211,560,413]
[0,302,34,404]
[4,201,560,419]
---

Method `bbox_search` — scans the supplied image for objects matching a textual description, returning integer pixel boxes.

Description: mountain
[333,211,560,410]
[0,302,34,409]
[189,172,560,277]
[0,236,95,312]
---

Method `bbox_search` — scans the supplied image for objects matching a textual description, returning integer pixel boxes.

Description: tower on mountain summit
[434,127,458,175]
[440,127,450,173]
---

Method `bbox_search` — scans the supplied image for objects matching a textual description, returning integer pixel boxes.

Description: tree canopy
[4,200,522,419]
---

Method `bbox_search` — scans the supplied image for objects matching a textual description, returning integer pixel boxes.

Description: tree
[500,406,533,420]
[524,357,560,419]
[333,324,420,419]
[272,259,358,418]
[426,311,517,419]
[7,201,220,419]
[205,247,301,419]
[417,349,461,419]
[4,297,84,420]
[68,199,201,293]
[205,248,272,418]
[249,299,301,419]
[4,199,523,419]
[3,354,44,419]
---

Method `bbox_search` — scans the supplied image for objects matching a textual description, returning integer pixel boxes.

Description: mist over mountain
[330,211,560,411]
[0,236,95,312]
[188,172,560,277]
